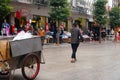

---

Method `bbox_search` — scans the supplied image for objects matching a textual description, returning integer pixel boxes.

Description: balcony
[11,0,49,6]
[33,0,49,6]
[71,0,93,16]
[11,0,33,4]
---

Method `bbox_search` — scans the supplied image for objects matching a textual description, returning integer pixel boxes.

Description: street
[12,41,120,80]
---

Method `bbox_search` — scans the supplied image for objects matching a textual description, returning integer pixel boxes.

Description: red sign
[15,10,21,18]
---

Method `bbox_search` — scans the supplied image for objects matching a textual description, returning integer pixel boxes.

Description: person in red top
[25,21,31,32]
[11,23,16,35]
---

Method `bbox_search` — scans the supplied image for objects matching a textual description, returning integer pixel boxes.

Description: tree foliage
[93,0,107,25]
[109,7,120,29]
[49,0,70,45]
[0,0,13,19]
[93,0,107,43]
[49,0,70,22]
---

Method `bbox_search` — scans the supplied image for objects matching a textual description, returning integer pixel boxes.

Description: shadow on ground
[12,75,25,80]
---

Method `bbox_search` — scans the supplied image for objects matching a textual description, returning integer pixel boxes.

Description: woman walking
[70,22,84,63]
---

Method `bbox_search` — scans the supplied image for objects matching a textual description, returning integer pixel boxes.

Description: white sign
[20,8,29,16]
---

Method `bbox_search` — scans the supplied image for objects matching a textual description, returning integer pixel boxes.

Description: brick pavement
[38,41,120,80]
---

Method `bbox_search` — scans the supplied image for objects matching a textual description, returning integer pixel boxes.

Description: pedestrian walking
[1,19,10,36]
[70,22,84,63]
[38,27,46,46]
[11,23,16,35]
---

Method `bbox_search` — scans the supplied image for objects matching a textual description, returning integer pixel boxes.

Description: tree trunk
[56,20,60,45]
[99,26,101,43]
[114,27,117,42]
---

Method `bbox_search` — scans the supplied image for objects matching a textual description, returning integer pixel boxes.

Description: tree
[49,0,70,45]
[109,7,120,41]
[0,0,13,19]
[93,0,107,43]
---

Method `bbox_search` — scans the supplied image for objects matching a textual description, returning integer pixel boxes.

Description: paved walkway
[12,41,120,80]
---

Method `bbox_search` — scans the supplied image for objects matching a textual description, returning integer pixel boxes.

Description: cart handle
[0,52,4,60]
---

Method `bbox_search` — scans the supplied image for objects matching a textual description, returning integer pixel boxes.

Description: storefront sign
[20,8,29,17]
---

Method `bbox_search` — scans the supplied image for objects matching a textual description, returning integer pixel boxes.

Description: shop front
[9,1,50,33]
[31,15,46,30]
[14,8,30,32]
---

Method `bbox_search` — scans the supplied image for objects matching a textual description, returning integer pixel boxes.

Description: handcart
[0,36,43,80]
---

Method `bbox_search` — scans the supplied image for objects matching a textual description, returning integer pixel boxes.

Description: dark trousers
[53,35,56,43]
[71,43,79,59]
[41,36,45,46]
[59,36,62,43]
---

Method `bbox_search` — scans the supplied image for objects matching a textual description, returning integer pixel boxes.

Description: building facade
[112,0,120,7]
[69,0,94,31]
[9,0,50,31]
[9,0,95,32]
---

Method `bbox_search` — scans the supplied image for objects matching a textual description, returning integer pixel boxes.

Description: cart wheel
[21,54,40,80]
